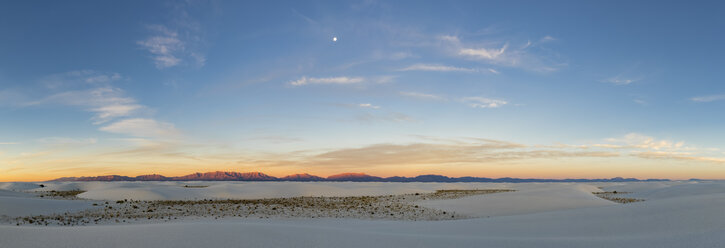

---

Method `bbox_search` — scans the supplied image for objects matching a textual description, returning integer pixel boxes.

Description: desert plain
[1,180,723,248]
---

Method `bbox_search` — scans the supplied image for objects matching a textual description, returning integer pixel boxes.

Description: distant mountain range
[51,171,669,183]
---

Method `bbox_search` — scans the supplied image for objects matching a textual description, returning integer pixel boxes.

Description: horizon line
[10,170,693,182]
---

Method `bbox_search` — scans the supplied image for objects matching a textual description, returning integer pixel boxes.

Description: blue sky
[2,1,725,181]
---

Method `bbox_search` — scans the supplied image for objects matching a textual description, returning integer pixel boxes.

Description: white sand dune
[0,189,34,198]
[418,183,616,217]
[34,181,516,201]
[0,194,99,217]
[605,181,725,200]
[1,181,723,247]
[0,182,44,191]
[1,192,723,248]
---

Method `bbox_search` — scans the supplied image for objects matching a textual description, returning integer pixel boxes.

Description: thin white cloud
[538,133,725,165]
[85,73,121,84]
[28,86,143,124]
[400,91,446,101]
[388,51,415,60]
[521,41,533,49]
[40,70,122,89]
[288,140,617,169]
[636,151,725,164]
[291,8,318,25]
[459,44,508,60]
[373,75,396,84]
[137,24,206,69]
[0,142,19,145]
[92,103,143,123]
[249,135,304,144]
[37,137,97,145]
[100,118,179,138]
[438,35,460,43]
[605,133,685,151]
[602,77,638,85]
[114,138,165,148]
[441,35,564,72]
[540,35,556,42]
[461,97,508,108]
[190,52,206,67]
[398,64,476,72]
[691,94,725,102]
[488,68,500,74]
[137,25,184,69]
[602,64,645,86]
[25,71,181,141]
[354,112,416,123]
[357,103,381,109]
[289,76,365,86]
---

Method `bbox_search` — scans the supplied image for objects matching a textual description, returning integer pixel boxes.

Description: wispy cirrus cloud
[289,76,365,86]
[137,24,206,69]
[278,133,722,170]
[249,135,304,144]
[603,133,686,151]
[84,72,121,84]
[398,64,476,72]
[459,44,508,60]
[100,118,179,138]
[39,70,122,89]
[540,35,556,42]
[691,94,725,102]
[23,70,181,141]
[568,133,725,165]
[28,86,144,124]
[137,25,185,69]
[636,151,725,164]
[134,0,212,70]
[37,137,98,146]
[400,91,446,101]
[601,63,646,86]
[461,97,508,108]
[602,77,639,85]
[335,103,382,109]
[633,98,647,105]
[353,112,416,123]
[357,103,381,109]
[258,138,618,169]
[440,35,564,72]
[25,71,144,125]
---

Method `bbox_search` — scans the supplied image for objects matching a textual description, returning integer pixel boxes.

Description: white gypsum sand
[0,181,723,248]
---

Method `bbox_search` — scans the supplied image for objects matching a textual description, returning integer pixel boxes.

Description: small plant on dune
[592,191,644,204]
[183,185,209,188]
[37,190,85,199]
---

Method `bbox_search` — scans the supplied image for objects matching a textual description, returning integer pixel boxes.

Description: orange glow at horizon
[3,136,725,182]
[4,158,723,182]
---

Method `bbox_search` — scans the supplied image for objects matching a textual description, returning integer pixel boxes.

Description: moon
[332,36,338,42]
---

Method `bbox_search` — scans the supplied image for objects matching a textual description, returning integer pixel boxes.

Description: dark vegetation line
[593,191,645,204]
[12,189,516,226]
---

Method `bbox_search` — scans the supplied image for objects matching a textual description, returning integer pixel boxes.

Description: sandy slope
[1,181,723,247]
[0,190,99,217]
[418,183,616,217]
[1,192,723,248]
[33,181,517,201]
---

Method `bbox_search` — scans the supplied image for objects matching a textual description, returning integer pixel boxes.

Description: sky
[2,0,725,181]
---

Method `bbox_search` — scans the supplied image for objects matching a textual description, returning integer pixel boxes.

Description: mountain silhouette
[51,171,669,183]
